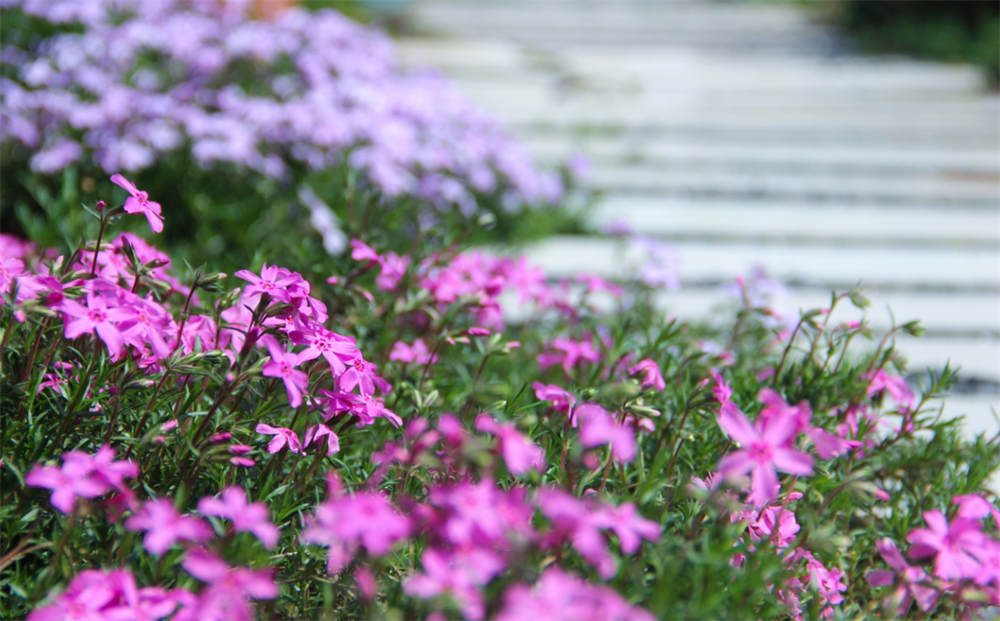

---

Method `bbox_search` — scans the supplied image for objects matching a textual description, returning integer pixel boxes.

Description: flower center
[749,441,773,463]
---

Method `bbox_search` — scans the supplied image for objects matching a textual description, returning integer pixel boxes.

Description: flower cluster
[2,0,561,212]
[6,166,999,621]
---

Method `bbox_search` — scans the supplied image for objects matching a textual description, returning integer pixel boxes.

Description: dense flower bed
[2,176,998,619]
[1,0,582,285]
[1,0,561,212]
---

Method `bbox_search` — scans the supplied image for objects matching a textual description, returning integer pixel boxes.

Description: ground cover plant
[2,171,999,620]
[1,0,584,273]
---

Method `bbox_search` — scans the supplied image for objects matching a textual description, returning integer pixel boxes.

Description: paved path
[397,0,1000,437]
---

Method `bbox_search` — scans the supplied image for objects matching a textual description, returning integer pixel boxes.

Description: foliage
[1,174,998,620]
[827,0,1000,87]
[0,0,586,271]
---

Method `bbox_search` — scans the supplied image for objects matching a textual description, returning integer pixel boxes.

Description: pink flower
[536,488,658,579]
[710,369,732,405]
[0,256,24,293]
[404,547,505,620]
[110,174,163,233]
[255,423,303,455]
[303,423,340,456]
[125,499,212,555]
[575,273,624,298]
[864,369,914,411]
[628,358,665,391]
[953,493,1000,529]
[867,538,938,615]
[805,555,847,611]
[349,239,380,264]
[496,567,655,621]
[577,404,637,464]
[339,355,390,398]
[26,445,138,513]
[906,509,984,580]
[596,502,661,554]
[538,336,600,376]
[475,413,545,475]
[716,400,813,507]
[290,321,357,375]
[302,474,410,573]
[197,486,280,549]
[60,286,129,359]
[27,569,182,621]
[259,335,309,408]
[179,548,277,621]
[428,479,535,549]
[235,263,301,304]
[376,251,409,291]
[389,338,437,365]
[533,382,576,415]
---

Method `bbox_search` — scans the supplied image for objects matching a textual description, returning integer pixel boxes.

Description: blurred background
[383,0,1000,435]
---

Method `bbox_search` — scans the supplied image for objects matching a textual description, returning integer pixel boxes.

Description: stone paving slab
[524,236,1000,289]
[402,0,1000,438]
[521,136,1000,175]
[584,167,1000,204]
[589,197,1000,244]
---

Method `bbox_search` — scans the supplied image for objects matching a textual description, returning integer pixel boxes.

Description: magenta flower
[575,273,624,298]
[475,414,546,475]
[537,336,600,376]
[302,474,410,573]
[577,404,637,464]
[496,567,655,621]
[376,251,409,291]
[596,501,661,555]
[864,369,915,411]
[533,382,576,415]
[260,335,309,409]
[179,548,277,621]
[710,369,733,405]
[404,547,505,620]
[953,493,1000,529]
[26,446,137,513]
[60,287,129,359]
[339,355,390,398]
[349,239,381,264]
[389,338,437,365]
[716,401,813,507]
[255,423,303,455]
[628,358,666,391]
[290,322,357,375]
[428,479,535,549]
[303,423,340,456]
[867,538,938,615]
[804,555,847,611]
[234,263,300,304]
[125,499,212,555]
[197,486,280,549]
[26,569,181,621]
[906,509,984,579]
[110,174,164,233]
[0,256,24,293]
[536,488,657,578]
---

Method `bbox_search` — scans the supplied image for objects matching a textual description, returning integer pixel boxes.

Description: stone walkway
[396,0,1000,437]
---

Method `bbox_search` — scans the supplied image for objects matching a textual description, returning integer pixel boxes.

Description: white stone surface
[587,196,1000,243]
[523,235,1000,289]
